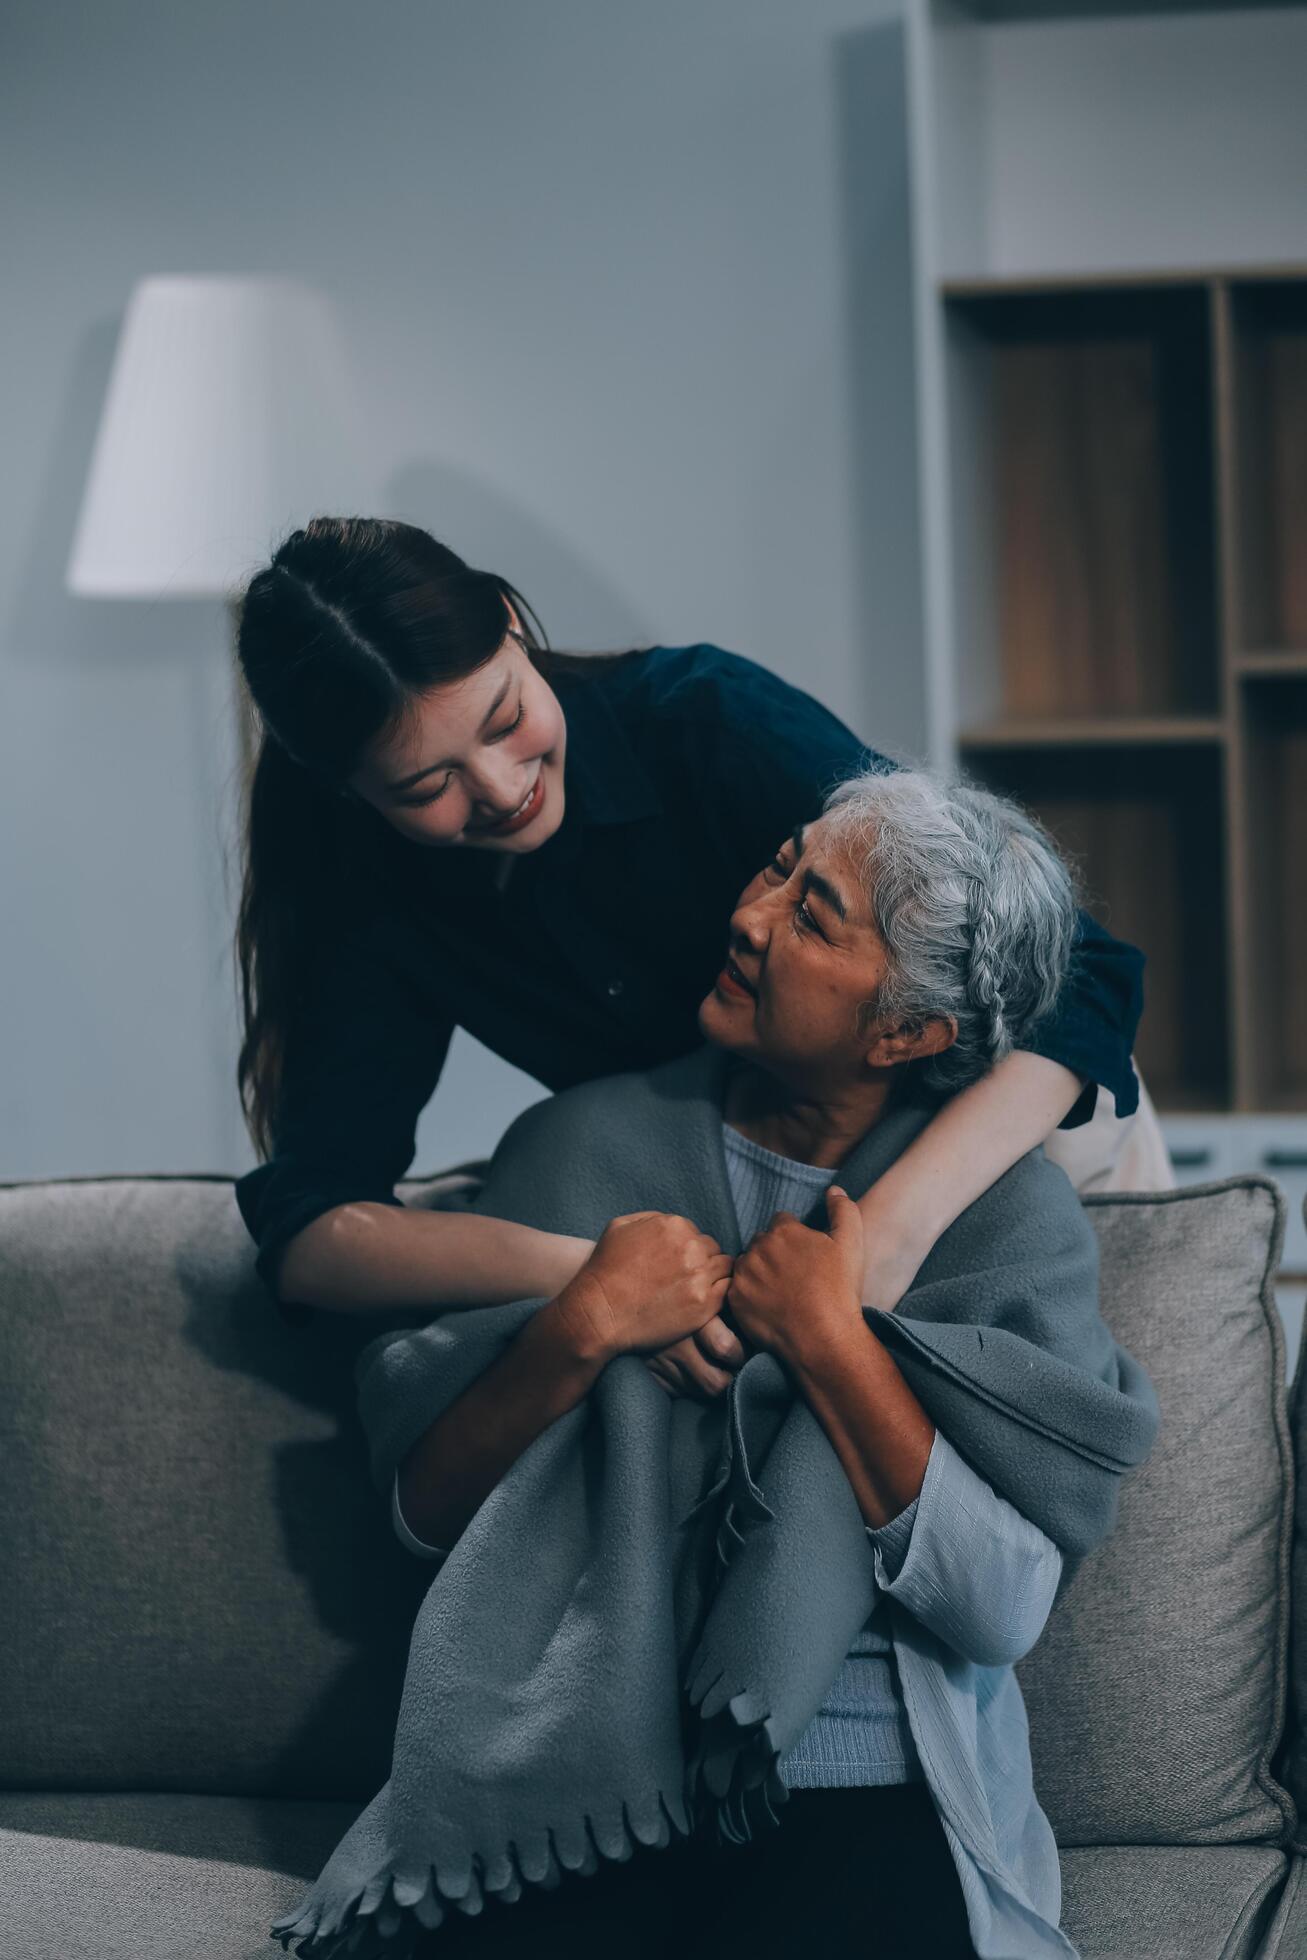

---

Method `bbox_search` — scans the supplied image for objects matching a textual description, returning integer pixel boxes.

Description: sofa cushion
[1057,1845,1288,1960]
[1253,1855,1307,1960]
[0,1791,357,1960]
[0,1795,1292,1960]
[1016,1178,1296,1848]
[0,1175,439,1797]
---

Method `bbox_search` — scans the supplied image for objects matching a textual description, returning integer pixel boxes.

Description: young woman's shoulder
[584,644,885,851]
[603,642,867,752]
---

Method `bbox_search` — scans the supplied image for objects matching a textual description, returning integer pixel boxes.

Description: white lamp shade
[66,276,379,599]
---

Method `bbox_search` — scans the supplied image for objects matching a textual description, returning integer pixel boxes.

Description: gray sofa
[2,1166,1306,1960]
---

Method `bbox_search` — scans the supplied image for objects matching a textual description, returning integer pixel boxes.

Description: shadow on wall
[381,459,649,654]
[8,320,653,672]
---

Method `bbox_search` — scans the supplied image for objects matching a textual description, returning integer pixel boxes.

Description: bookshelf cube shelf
[961,740,1229,1114]
[1226,280,1307,662]
[943,282,1220,733]
[1239,679,1307,1115]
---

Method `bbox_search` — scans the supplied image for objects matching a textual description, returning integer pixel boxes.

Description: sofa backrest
[0,1170,1298,1845]
[0,1175,423,1799]
[1016,1177,1296,1849]
[1287,1231,1307,1854]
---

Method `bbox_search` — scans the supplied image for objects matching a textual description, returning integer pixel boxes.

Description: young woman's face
[349,603,568,851]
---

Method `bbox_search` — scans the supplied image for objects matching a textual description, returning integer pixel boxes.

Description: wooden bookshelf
[904,1,1307,1144]
[900,0,1307,1372]
[958,718,1225,749]
[932,266,1307,1116]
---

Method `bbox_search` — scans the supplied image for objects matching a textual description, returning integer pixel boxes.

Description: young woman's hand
[552,1212,733,1367]
[641,1316,749,1402]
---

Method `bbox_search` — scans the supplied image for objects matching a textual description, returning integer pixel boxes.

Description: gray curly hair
[818,767,1080,1097]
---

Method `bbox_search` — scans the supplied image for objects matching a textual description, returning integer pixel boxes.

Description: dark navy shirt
[235,644,1143,1318]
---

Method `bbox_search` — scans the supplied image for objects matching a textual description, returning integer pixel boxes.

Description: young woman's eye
[402,702,525,808]
[404,776,453,809]
[766,854,790,879]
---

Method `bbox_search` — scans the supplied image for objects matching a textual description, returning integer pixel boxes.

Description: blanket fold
[270,1044,1158,1960]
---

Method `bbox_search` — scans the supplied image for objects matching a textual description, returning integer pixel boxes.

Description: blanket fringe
[269,1788,693,1959]
[684,1662,790,1849]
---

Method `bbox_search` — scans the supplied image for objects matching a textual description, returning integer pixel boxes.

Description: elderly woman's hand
[726,1187,866,1366]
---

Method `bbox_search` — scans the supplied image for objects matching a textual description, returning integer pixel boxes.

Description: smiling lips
[716,954,757,999]
[468,769,545,836]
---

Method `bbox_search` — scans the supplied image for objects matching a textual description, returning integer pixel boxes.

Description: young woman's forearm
[854,1051,1086,1309]
[276,1202,595,1314]
[396,1292,608,1547]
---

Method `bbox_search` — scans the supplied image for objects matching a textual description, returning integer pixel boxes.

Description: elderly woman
[271,769,1158,1960]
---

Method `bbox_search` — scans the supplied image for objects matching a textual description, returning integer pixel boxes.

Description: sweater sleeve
[868,1428,1063,1667]
[234,916,455,1323]
[864,1489,920,1583]
[1019,907,1145,1128]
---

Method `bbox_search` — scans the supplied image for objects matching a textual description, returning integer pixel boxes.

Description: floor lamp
[65,274,379,793]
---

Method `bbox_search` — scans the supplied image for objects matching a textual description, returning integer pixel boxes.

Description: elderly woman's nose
[729,896,769,948]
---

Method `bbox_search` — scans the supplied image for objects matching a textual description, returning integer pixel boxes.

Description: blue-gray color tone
[3,0,922,1183]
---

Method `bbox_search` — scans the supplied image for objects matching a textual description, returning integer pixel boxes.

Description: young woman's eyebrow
[787,823,847,922]
[387,677,514,793]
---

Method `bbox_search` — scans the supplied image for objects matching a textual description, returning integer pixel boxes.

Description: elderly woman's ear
[864,1013,959,1073]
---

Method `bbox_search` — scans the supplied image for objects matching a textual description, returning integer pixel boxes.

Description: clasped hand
[561,1190,865,1402]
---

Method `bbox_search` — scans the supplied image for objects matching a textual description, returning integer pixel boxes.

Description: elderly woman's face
[697,814,899,1078]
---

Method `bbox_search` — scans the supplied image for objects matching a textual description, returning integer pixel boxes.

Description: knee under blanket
[270,1042,1158,1958]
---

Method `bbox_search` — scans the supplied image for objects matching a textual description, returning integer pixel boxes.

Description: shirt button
[606,978,624,998]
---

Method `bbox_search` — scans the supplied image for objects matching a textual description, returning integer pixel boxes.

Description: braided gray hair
[819,767,1080,1097]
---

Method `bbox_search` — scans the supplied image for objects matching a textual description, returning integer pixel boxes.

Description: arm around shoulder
[277,1200,593,1314]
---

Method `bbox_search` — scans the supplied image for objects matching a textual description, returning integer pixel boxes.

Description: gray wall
[1,0,922,1180]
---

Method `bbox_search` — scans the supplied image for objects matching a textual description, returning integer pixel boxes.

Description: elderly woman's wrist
[775,1304,867,1379]
[542,1275,621,1372]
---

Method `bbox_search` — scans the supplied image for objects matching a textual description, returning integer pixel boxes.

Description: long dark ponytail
[235,515,638,1156]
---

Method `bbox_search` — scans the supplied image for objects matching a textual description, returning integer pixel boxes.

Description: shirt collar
[551,665,663,828]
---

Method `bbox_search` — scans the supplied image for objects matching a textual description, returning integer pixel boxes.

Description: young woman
[233,515,1147,1397]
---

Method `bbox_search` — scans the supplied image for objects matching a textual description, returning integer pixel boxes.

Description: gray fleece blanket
[270,1042,1158,1959]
